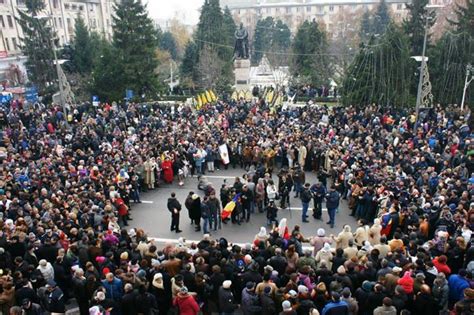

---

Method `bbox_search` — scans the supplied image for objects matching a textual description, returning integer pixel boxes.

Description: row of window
[2,36,19,52]
[0,14,14,28]
[243,3,405,15]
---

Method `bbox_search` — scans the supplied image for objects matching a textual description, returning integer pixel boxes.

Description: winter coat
[432,281,449,312]
[261,293,277,315]
[397,272,414,294]
[218,287,238,313]
[173,292,200,315]
[373,305,397,315]
[101,277,123,301]
[448,274,470,302]
[241,288,262,315]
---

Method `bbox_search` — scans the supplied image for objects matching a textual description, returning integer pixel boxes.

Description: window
[329,6,334,12]
[11,38,17,50]
[16,0,25,5]
[58,17,62,28]
[65,4,69,10]
[275,7,280,13]
[53,0,58,9]
[286,7,290,13]
[66,18,71,31]
[7,15,13,28]
[306,6,311,12]
[397,4,402,10]
[4,38,9,51]
[266,7,270,13]
[79,6,83,11]
[0,16,4,28]
[318,6,323,12]
[72,4,77,10]
[296,7,300,12]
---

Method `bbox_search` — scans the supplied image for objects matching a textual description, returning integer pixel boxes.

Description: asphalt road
[130,168,358,244]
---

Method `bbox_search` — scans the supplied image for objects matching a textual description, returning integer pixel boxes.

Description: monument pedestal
[234,59,251,90]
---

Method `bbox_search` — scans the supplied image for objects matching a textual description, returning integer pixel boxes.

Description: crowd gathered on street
[0,98,473,315]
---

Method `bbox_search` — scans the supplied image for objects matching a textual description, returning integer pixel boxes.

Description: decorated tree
[16,0,56,94]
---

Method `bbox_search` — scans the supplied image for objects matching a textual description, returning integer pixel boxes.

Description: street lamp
[461,64,473,111]
[412,4,444,126]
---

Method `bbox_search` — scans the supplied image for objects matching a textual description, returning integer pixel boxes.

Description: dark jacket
[261,293,276,315]
[321,300,349,315]
[241,288,262,315]
[326,190,340,209]
[167,197,182,213]
[218,287,238,313]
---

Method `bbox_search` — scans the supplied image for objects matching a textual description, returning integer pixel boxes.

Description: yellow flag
[210,90,217,102]
[205,90,212,103]
[231,91,238,101]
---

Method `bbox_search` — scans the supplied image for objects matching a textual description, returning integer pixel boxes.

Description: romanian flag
[222,194,240,220]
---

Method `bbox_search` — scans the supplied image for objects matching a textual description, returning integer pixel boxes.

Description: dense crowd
[0,98,472,315]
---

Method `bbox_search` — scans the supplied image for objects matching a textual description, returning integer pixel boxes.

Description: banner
[219,144,230,165]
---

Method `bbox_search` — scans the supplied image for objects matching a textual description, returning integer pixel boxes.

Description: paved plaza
[131,168,358,244]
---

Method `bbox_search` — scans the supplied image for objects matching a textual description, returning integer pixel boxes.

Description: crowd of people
[0,97,472,315]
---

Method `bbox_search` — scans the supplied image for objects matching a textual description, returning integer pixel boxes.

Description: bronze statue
[234,23,249,60]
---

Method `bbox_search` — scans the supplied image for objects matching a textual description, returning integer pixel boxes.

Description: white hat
[223,280,232,289]
[317,228,325,237]
[282,300,292,310]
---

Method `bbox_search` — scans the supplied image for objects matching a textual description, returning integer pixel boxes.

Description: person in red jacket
[173,286,199,315]
[432,255,451,276]
[397,271,414,295]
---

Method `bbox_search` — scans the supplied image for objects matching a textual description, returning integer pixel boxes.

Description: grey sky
[145,0,205,25]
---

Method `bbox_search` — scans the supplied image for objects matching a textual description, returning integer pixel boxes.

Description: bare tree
[197,45,224,89]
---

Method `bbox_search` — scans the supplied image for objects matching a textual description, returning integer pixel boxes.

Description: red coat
[433,257,451,275]
[162,160,174,183]
[173,293,199,315]
[115,198,128,216]
[397,271,414,294]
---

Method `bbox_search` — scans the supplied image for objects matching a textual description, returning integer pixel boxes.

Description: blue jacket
[322,300,349,315]
[325,190,340,210]
[448,274,469,302]
[101,277,124,301]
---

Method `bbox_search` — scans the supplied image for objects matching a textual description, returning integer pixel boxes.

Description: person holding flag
[221,191,241,225]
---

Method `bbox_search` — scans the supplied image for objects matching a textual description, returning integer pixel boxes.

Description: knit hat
[180,286,188,294]
[282,300,292,311]
[362,280,374,292]
[246,281,255,290]
[288,290,297,298]
[317,228,325,237]
[337,265,346,275]
[223,280,232,289]
[298,285,308,294]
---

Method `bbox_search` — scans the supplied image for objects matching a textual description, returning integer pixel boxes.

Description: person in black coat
[261,286,276,315]
[367,284,386,314]
[413,285,436,315]
[218,281,239,314]
[167,192,182,233]
[121,283,138,315]
[72,268,89,315]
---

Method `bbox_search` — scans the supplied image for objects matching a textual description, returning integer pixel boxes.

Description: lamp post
[461,64,473,111]
[414,16,431,126]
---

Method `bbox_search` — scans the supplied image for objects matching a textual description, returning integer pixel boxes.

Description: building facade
[0,0,117,83]
[221,0,411,37]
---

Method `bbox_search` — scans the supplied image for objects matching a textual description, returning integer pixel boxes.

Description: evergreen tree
[372,0,391,35]
[70,16,94,74]
[160,31,179,60]
[180,40,199,86]
[342,24,412,107]
[188,0,235,92]
[360,10,373,42]
[91,41,126,102]
[403,0,436,55]
[430,0,474,105]
[16,0,56,94]
[112,0,159,98]
[272,20,291,49]
[291,20,331,87]
[252,17,274,65]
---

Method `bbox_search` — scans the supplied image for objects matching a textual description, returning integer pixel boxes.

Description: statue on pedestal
[234,23,249,60]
